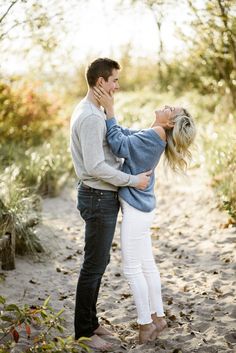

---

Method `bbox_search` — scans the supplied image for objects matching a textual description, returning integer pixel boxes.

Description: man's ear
[96,77,105,87]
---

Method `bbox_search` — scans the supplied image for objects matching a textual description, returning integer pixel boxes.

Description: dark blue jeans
[74,184,120,339]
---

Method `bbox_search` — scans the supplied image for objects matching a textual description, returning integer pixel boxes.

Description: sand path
[1,164,236,353]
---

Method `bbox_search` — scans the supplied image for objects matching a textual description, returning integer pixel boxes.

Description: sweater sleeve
[106,118,137,159]
[119,125,140,136]
[78,115,139,187]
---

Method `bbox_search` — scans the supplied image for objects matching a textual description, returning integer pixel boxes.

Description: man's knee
[81,258,109,277]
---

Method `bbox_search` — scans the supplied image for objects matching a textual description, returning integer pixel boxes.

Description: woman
[94,87,196,344]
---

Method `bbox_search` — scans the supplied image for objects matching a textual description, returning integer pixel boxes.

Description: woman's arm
[106,118,135,159]
[93,86,140,136]
[116,124,140,136]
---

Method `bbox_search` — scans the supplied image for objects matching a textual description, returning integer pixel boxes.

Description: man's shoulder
[71,99,105,124]
[71,108,106,136]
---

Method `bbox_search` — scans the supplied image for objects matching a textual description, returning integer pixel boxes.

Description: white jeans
[120,198,165,324]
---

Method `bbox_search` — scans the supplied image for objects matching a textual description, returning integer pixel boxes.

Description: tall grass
[204,124,236,221]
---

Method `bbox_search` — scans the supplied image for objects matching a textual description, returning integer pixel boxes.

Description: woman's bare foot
[94,325,114,336]
[151,313,167,334]
[83,334,113,351]
[139,322,157,344]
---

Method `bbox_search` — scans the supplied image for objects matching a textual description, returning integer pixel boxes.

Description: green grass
[0,131,73,255]
[204,124,236,221]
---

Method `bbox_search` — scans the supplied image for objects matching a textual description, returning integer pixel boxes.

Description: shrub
[0,173,43,255]
[17,134,73,197]
[204,124,236,222]
[0,296,90,352]
[0,78,73,257]
[0,79,63,147]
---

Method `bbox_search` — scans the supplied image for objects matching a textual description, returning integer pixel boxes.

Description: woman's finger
[98,84,105,91]
[93,87,101,94]
[93,89,101,100]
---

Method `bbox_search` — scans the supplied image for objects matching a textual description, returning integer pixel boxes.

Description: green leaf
[55,308,65,317]
[79,342,91,352]
[56,324,64,333]
[47,305,54,312]
[55,336,64,344]
[41,342,55,349]
[43,296,51,308]
[0,315,13,322]
[78,336,91,342]
[5,304,20,312]
[0,296,6,304]
[40,310,47,319]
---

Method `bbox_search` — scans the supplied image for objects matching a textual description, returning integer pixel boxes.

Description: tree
[184,0,236,107]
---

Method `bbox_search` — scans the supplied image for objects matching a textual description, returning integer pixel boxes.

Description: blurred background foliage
[0,0,235,256]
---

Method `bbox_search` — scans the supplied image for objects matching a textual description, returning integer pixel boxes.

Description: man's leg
[91,278,101,330]
[74,187,119,339]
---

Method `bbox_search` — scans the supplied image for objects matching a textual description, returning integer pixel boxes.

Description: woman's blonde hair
[165,108,196,172]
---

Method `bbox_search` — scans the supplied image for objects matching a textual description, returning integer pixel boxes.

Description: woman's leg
[141,235,165,317]
[141,236,167,332]
[120,199,166,332]
[120,199,155,325]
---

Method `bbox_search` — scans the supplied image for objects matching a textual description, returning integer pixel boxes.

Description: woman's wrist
[105,109,115,119]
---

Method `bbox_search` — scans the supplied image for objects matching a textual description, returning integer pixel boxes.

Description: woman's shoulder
[151,126,167,142]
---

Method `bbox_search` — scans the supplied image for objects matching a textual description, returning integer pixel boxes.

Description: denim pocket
[77,192,93,219]
[98,198,120,225]
[99,197,120,211]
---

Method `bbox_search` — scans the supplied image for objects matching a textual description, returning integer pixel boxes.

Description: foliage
[204,123,236,222]
[178,0,236,108]
[0,78,72,197]
[0,79,63,147]
[0,182,43,255]
[0,78,73,256]
[116,0,236,111]
[0,132,73,255]
[15,137,72,197]
[0,296,90,353]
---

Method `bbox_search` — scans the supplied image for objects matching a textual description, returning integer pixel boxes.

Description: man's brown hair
[86,58,120,87]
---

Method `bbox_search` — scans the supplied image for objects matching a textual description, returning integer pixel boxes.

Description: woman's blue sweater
[106,118,166,212]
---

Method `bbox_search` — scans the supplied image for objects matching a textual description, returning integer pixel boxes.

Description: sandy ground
[1,164,236,353]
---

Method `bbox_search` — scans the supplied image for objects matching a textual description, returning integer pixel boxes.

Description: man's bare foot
[83,334,113,351]
[151,314,167,334]
[94,325,114,336]
[139,322,157,344]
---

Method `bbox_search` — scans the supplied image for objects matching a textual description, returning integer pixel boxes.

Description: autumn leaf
[25,324,31,337]
[12,328,20,343]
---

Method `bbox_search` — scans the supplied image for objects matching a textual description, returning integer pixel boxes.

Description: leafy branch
[0,295,90,353]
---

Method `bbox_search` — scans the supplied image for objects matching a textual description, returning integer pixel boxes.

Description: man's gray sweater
[70,98,139,191]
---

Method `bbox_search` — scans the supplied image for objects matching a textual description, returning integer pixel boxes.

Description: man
[70,58,151,350]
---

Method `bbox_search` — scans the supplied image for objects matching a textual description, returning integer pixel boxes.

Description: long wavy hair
[165,108,196,172]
